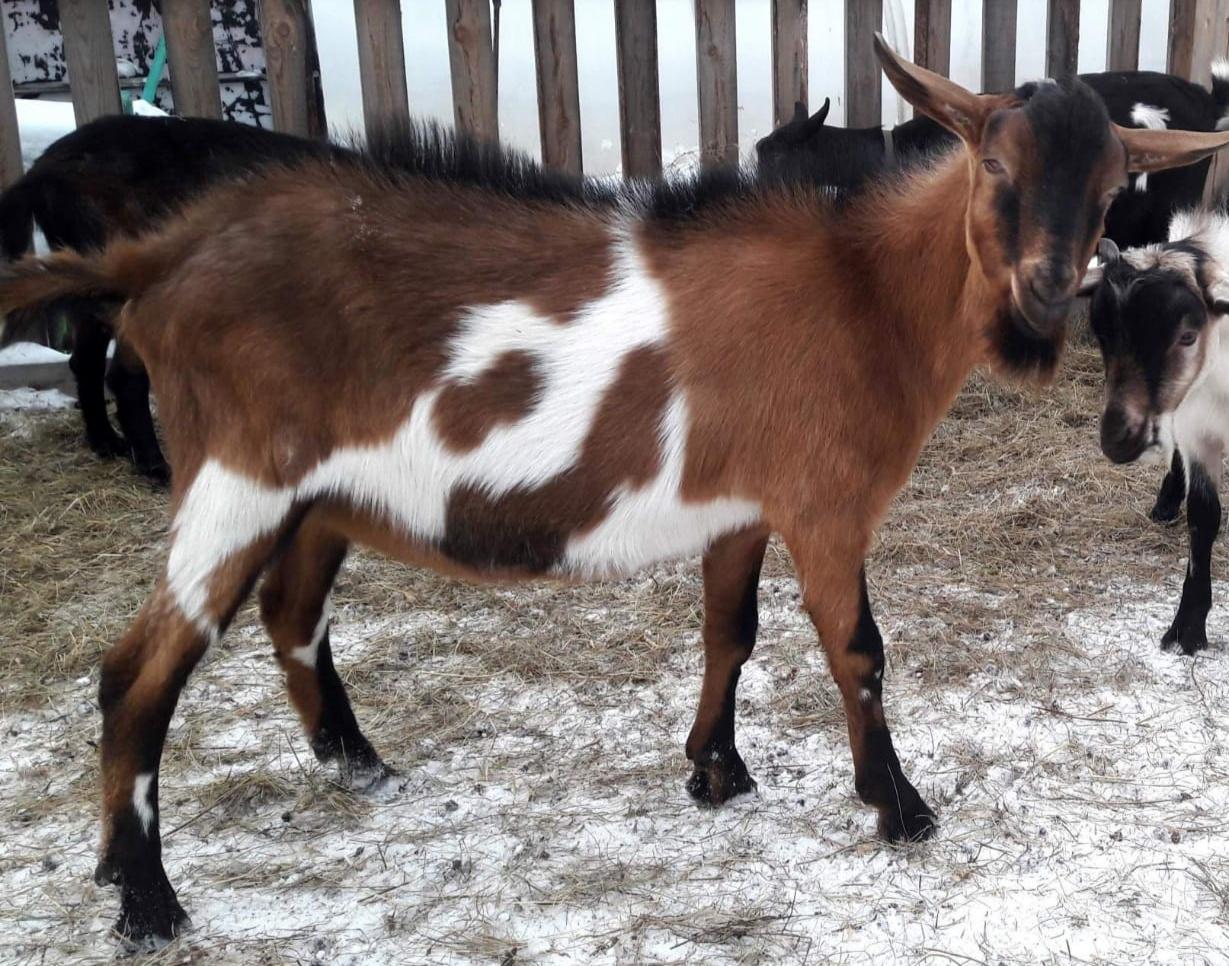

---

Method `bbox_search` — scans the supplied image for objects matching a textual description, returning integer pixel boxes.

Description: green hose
[123,36,168,114]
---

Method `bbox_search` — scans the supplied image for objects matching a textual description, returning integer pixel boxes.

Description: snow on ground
[0,386,75,412]
[0,342,70,366]
[1,569,1227,964]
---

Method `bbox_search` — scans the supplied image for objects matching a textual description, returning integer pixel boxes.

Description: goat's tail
[0,240,170,348]
[1213,59,1229,131]
[0,177,34,262]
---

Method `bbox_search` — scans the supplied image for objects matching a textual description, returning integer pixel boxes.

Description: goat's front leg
[685,526,769,806]
[1163,454,1221,655]
[1150,449,1186,524]
[788,531,935,841]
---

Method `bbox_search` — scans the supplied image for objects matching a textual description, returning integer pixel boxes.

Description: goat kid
[1082,213,1229,654]
[0,115,339,482]
[3,39,1228,946]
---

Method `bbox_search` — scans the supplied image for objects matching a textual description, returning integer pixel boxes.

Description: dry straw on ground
[1,339,1227,964]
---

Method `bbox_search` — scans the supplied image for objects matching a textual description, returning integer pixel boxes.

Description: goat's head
[754,98,887,189]
[875,35,1229,377]
[1080,235,1229,464]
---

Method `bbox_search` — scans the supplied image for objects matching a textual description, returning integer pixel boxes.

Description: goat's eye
[1178,329,1198,347]
[982,158,1005,175]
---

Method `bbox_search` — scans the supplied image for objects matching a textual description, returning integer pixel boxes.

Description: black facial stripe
[994,184,1020,262]
[1020,80,1112,254]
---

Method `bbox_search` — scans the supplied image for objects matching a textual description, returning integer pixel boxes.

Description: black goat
[0,115,338,481]
[759,68,1229,250]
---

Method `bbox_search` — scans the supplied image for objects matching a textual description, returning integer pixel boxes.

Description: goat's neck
[850,153,997,404]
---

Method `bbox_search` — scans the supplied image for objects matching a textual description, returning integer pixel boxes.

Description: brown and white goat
[3,38,1228,946]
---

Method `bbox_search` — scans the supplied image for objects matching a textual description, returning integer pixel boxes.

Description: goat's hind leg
[259,515,389,789]
[685,527,769,806]
[107,341,169,484]
[68,308,126,459]
[95,480,299,945]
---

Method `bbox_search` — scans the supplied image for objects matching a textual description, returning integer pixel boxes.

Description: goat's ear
[1116,124,1229,173]
[1098,237,1121,263]
[1212,299,1229,316]
[1078,260,1104,296]
[873,33,992,144]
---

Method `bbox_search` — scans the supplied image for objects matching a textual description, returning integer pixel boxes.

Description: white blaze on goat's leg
[291,598,331,669]
[132,772,156,836]
[166,461,296,634]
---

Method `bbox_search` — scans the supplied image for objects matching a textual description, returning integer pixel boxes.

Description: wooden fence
[3,0,1229,194]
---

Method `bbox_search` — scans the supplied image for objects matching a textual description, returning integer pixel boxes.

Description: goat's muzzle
[1011,273,1075,338]
[1099,404,1151,464]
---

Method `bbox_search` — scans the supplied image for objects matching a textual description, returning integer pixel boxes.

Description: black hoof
[317,735,392,792]
[1149,498,1182,525]
[878,797,938,843]
[135,459,171,487]
[1161,624,1208,656]
[96,858,190,948]
[87,431,128,461]
[340,756,394,792]
[685,748,757,807]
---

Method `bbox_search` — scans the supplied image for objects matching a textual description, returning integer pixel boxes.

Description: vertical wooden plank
[914,0,952,75]
[444,0,498,141]
[354,0,410,132]
[771,0,807,129]
[0,29,21,188]
[531,0,583,174]
[1106,0,1142,71]
[694,0,737,167]
[1046,0,1080,79]
[59,0,122,125]
[1169,0,1218,81]
[614,0,661,178]
[162,0,223,119]
[845,0,881,127]
[1201,0,1229,202]
[258,0,313,135]
[982,0,1017,91]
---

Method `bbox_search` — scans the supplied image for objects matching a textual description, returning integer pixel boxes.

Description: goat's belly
[306,436,763,580]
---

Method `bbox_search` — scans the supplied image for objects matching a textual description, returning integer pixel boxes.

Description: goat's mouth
[1010,281,1074,339]
[1100,408,1161,464]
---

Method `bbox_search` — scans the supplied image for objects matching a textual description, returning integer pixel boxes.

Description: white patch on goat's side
[167,461,296,632]
[1129,104,1169,192]
[858,688,874,703]
[561,393,761,578]
[299,228,686,572]
[132,773,156,836]
[291,599,331,668]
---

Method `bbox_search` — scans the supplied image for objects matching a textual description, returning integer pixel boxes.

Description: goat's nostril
[1029,277,1061,304]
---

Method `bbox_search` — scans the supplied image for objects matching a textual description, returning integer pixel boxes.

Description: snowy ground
[2,353,1229,964]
